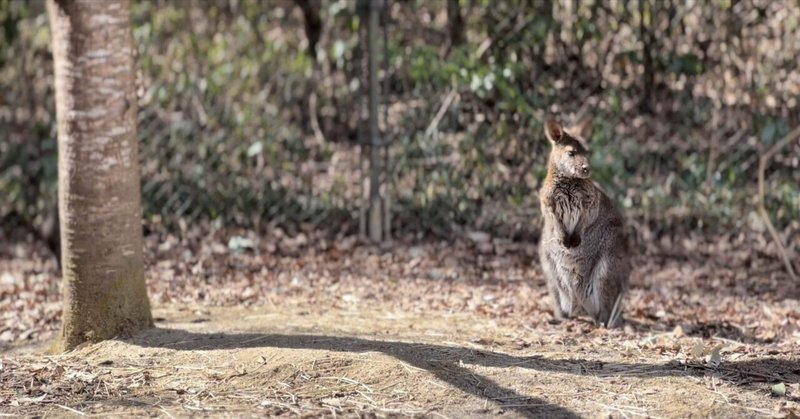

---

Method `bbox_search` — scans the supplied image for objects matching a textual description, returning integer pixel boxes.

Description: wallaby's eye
[567,150,575,157]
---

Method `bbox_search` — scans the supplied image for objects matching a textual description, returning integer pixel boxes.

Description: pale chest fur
[542,179,598,236]
[539,179,602,296]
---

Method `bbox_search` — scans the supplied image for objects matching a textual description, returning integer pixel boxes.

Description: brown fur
[538,117,630,327]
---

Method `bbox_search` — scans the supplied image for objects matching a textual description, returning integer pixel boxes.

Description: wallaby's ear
[544,118,563,143]
[571,118,593,141]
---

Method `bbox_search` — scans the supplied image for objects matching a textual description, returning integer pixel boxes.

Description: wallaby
[538,117,630,328]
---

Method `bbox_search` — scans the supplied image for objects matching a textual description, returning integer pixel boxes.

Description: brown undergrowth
[1,225,799,417]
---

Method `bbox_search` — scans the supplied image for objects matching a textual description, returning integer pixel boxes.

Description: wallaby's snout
[565,154,590,179]
[571,157,591,179]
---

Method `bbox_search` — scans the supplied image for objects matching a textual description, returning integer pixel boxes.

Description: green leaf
[760,120,777,143]
[771,382,786,396]
[247,141,263,157]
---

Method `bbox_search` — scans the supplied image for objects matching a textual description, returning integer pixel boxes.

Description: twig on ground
[55,404,86,416]
[319,376,374,394]
[261,400,301,415]
[591,400,656,419]
[157,405,176,419]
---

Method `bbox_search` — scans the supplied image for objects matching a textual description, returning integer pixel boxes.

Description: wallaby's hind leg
[580,255,626,328]
[549,282,569,321]
[542,255,570,321]
[595,274,626,328]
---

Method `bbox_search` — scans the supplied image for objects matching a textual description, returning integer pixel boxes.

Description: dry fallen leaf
[690,341,705,358]
[673,325,685,338]
[707,345,722,368]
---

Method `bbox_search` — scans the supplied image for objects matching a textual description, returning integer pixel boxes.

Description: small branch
[308,91,325,146]
[705,113,720,193]
[475,37,492,59]
[424,88,459,139]
[757,125,800,281]
[55,404,86,416]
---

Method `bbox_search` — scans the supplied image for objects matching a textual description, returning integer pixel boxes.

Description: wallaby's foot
[550,311,573,325]
[597,315,624,328]
[607,316,624,328]
[551,300,570,323]
[596,293,625,328]
[551,287,576,323]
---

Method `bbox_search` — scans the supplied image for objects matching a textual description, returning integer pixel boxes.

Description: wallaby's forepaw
[563,232,581,248]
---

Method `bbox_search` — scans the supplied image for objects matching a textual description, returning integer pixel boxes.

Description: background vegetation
[2,3,800,416]
[2,0,799,241]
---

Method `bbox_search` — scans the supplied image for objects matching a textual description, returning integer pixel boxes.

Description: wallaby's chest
[546,182,595,234]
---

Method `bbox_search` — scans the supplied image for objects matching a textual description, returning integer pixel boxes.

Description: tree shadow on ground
[129,328,800,418]
[131,328,580,418]
[622,318,778,346]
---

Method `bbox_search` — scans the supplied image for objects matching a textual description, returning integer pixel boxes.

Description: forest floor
[1,225,799,418]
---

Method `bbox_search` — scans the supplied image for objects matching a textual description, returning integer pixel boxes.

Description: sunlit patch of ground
[1,227,799,417]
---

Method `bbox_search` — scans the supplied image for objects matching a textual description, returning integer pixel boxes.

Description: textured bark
[294,0,322,57]
[447,0,465,47]
[48,0,152,352]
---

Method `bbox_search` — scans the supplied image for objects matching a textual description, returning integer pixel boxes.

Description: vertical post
[367,0,383,242]
[357,0,367,239]
[382,0,392,240]
[639,0,654,112]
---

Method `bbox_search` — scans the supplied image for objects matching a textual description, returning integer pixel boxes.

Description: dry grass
[2,228,800,417]
[2,303,799,418]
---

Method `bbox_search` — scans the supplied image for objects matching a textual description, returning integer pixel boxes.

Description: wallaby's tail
[607,292,624,328]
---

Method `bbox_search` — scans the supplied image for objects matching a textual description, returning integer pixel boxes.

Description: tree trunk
[447,0,465,47]
[294,0,322,58]
[47,0,152,352]
[639,0,654,113]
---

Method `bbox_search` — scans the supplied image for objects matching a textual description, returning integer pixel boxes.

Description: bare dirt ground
[1,225,799,418]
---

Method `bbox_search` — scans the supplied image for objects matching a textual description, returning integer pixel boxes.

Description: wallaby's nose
[581,165,590,175]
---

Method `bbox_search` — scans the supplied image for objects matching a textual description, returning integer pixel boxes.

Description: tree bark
[447,0,465,47]
[294,0,322,58]
[639,0,654,113]
[47,0,152,352]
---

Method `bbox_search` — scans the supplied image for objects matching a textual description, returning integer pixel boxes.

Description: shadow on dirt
[129,328,800,418]
[621,318,779,346]
[131,328,581,418]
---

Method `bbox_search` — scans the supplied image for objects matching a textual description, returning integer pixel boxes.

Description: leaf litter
[1,223,799,417]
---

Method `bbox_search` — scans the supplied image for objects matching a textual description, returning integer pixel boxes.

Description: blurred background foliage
[1,0,799,242]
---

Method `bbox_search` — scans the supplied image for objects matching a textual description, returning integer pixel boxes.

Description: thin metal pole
[382,0,391,240]
[367,0,382,242]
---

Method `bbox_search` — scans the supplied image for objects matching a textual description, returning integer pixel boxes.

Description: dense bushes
[1,0,798,239]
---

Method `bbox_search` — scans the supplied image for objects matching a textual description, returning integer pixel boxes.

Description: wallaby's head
[544,117,593,179]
